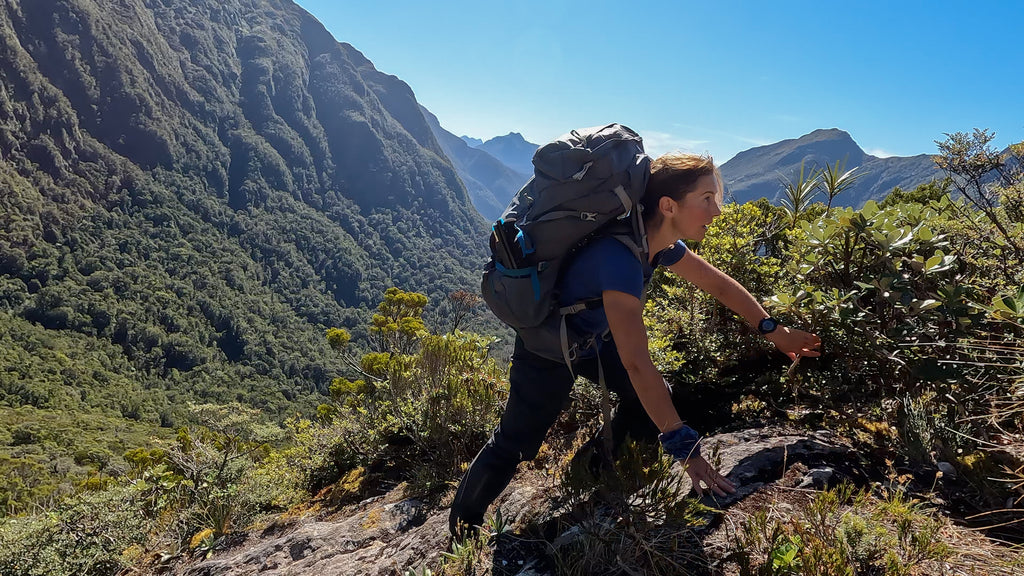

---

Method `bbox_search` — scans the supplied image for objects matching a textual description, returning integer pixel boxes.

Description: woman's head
[642,153,723,229]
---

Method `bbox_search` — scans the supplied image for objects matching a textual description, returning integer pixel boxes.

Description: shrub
[280,288,509,498]
[644,200,794,430]
[646,200,787,379]
[768,200,984,406]
[726,484,953,576]
[551,440,713,575]
[0,485,150,576]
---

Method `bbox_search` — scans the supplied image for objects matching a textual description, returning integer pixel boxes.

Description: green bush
[266,288,509,498]
[726,484,952,576]
[644,200,793,430]
[0,485,150,576]
[646,200,788,379]
[768,200,982,402]
[643,192,1020,475]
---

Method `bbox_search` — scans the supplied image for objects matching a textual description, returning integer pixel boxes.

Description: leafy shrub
[0,485,150,576]
[646,200,787,377]
[768,200,983,405]
[551,440,712,575]
[285,288,509,497]
[644,191,1020,480]
[726,484,953,576]
[880,179,951,208]
[115,403,289,557]
[935,130,1024,280]
[645,200,793,430]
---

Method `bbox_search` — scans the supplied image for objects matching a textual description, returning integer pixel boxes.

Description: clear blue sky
[293,0,1023,163]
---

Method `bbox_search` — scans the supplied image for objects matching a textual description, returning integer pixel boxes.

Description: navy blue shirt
[557,237,688,356]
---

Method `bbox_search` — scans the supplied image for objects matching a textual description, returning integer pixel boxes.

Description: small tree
[447,289,481,334]
[780,160,821,227]
[370,287,428,356]
[817,158,862,211]
[321,288,507,493]
[934,129,1024,274]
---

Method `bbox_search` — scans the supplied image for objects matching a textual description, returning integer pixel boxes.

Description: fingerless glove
[659,424,701,460]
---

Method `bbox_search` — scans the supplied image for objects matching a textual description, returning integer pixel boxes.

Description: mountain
[0,0,489,444]
[460,135,484,148]
[421,107,530,221]
[477,132,539,177]
[720,129,943,207]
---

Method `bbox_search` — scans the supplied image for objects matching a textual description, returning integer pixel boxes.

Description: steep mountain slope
[477,131,539,176]
[421,107,529,221]
[721,129,942,206]
[0,0,488,427]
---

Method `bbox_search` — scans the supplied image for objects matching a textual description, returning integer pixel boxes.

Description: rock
[680,428,858,508]
[552,525,583,549]
[515,560,553,576]
[174,497,445,576]
[797,467,836,489]
[936,461,957,479]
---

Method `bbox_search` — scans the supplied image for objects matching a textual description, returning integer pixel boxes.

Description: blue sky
[293,0,1023,163]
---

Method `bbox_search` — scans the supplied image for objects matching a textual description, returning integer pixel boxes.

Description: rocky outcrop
[176,495,444,576]
[171,428,863,575]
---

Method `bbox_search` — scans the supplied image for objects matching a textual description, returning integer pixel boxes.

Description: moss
[189,528,215,550]
[326,466,366,508]
[361,508,383,531]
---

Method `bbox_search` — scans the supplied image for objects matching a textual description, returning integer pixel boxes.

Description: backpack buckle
[580,212,597,221]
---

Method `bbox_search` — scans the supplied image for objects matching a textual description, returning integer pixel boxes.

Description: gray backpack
[482,123,651,366]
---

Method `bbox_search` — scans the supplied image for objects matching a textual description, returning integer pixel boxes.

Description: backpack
[481,123,651,366]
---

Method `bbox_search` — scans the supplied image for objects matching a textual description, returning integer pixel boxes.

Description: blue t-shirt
[557,237,688,355]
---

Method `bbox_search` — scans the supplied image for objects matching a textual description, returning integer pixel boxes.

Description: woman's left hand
[766,326,821,361]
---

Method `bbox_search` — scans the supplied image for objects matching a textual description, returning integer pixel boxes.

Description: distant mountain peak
[477,132,540,177]
[720,128,941,207]
[806,128,852,139]
[798,128,860,149]
[422,107,530,220]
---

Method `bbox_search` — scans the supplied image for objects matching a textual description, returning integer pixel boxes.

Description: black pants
[448,336,659,533]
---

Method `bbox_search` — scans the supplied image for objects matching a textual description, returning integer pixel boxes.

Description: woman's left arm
[666,251,821,359]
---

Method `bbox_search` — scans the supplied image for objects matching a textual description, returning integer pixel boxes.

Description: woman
[450,153,822,535]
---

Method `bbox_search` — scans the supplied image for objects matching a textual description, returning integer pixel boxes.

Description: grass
[720,482,1023,576]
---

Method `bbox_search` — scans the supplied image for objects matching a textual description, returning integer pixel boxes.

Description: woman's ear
[658,195,677,216]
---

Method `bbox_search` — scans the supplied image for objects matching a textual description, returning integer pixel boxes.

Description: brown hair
[642,153,723,226]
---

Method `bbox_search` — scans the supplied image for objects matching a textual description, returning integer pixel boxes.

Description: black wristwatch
[757,317,780,335]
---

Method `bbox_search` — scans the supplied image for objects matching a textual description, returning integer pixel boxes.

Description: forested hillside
[0,0,490,509]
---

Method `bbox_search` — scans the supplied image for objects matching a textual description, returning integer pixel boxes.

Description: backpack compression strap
[558,298,603,374]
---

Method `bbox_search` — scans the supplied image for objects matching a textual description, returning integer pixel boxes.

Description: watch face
[759,318,778,333]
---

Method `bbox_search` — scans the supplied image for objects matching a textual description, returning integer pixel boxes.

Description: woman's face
[673,174,723,241]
